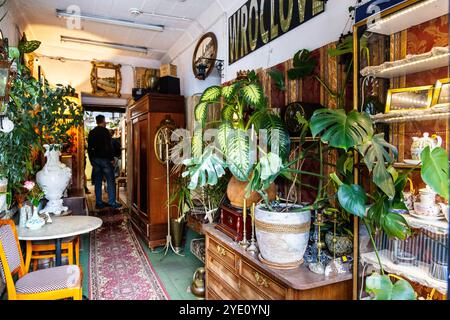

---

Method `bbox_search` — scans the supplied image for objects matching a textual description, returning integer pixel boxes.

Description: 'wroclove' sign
[229,0,326,64]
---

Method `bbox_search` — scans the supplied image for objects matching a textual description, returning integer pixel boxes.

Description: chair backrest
[0,222,23,283]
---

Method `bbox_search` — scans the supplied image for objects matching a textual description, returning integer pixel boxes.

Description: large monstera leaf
[365,274,415,300]
[226,128,252,181]
[358,133,398,198]
[421,146,449,200]
[337,183,368,218]
[310,109,373,151]
[287,49,317,80]
[182,150,226,190]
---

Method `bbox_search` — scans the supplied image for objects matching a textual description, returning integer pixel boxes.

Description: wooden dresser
[203,224,352,300]
[127,93,185,249]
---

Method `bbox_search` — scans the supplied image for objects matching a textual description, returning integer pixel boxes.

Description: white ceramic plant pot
[36,144,72,215]
[255,204,311,267]
[0,178,7,213]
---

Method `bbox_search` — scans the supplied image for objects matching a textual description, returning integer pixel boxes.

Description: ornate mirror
[90,61,122,97]
[192,32,218,80]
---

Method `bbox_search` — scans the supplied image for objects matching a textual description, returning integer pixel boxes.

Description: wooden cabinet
[127,93,185,249]
[203,224,352,300]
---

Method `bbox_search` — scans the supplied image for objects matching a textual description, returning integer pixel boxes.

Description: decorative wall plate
[284,102,322,136]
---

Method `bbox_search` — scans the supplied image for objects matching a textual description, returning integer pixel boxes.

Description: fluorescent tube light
[60,36,151,54]
[56,9,164,32]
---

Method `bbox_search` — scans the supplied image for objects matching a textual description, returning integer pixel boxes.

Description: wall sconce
[194,57,224,80]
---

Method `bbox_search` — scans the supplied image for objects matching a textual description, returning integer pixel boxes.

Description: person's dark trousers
[91,158,116,206]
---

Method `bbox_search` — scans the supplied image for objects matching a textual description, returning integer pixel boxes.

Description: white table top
[17,216,102,241]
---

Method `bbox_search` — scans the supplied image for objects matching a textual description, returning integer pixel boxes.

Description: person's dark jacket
[112,137,121,158]
[88,126,114,161]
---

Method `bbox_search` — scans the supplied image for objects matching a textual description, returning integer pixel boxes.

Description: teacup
[414,202,441,216]
[419,187,437,206]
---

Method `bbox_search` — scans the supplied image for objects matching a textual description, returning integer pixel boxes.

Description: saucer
[409,210,444,221]
[404,159,421,165]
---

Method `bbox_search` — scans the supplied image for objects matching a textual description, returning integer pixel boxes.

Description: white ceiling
[10,0,224,62]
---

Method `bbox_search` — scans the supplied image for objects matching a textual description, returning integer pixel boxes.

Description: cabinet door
[138,115,149,216]
[131,118,139,209]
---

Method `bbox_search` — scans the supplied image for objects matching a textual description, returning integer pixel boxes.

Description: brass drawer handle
[253,271,269,288]
[216,245,227,256]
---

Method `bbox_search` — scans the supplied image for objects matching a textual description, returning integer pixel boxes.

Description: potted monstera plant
[182,71,321,268]
[290,45,417,298]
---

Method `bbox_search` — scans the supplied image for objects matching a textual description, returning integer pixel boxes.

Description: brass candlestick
[246,203,258,254]
[325,211,347,276]
[308,210,325,274]
[239,199,249,249]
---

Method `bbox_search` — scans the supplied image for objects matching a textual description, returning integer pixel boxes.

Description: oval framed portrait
[192,32,218,80]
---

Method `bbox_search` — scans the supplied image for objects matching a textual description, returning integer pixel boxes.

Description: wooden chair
[25,236,80,272]
[0,220,82,300]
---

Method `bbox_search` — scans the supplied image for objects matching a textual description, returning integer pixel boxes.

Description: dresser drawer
[207,272,241,300]
[238,278,269,300]
[208,237,236,270]
[206,254,240,292]
[240,260,287,300]
[207,288,221,300]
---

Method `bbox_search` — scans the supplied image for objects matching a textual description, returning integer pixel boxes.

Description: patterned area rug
[89,213,169,300]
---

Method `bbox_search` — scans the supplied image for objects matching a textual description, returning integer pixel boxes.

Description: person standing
[87,115,122,209]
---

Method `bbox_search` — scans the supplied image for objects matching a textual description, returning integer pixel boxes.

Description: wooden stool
[25,236,80,272]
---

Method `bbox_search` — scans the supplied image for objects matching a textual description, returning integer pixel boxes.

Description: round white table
[17,216,102,266]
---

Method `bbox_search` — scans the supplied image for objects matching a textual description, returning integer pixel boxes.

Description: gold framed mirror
[90,61,122,97]
[154,116,180,165]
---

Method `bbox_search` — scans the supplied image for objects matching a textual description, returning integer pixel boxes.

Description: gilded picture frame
[385,85,433,113]
[90,61,122,97]
[432,78,450,107]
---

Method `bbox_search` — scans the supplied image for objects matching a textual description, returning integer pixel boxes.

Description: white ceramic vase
[25,206,45,230]
[255,204,311,267]
[19,203,32,228]
[36,144,72,215]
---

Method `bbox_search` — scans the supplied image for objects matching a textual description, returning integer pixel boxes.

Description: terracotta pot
[226,176,276,208]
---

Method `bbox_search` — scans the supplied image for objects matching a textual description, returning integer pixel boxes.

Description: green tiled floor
[80,226,204,300]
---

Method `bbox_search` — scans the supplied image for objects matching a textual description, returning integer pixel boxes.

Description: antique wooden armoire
[127,93,185,249]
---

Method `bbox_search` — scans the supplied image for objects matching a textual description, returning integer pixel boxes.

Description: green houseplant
[290,44,416,299]
[182,71,323,267]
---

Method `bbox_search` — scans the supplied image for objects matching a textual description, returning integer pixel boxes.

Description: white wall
[170,0,355,96]
[0,0,23,46]
[33,45,161,96]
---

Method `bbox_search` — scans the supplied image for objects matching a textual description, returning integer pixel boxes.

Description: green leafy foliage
[18,40,41,54]
[310,109,373,150]
[226,128,251,181]
[267,69,286,91]
[287,49,317,80]
[420,146,449,200]
[337,184,367,218]
[242,83,264,107]
[182,149,226,190]
[365,273,415,300]
[358,133,398,198]
[200,86,221,103]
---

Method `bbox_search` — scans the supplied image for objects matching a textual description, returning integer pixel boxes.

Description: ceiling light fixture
[129,8,193,22]
[56,9,164,32]
[60,36,156,54]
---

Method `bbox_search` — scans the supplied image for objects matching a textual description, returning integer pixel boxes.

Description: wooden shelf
[402,213,448,235]
[360,250,447,295]
[361,47,449,79]
[370,105,450,123]
[365,0,448,36]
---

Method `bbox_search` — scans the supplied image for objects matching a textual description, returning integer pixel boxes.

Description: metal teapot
[190,267,205,299]
[411,132,442,161]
